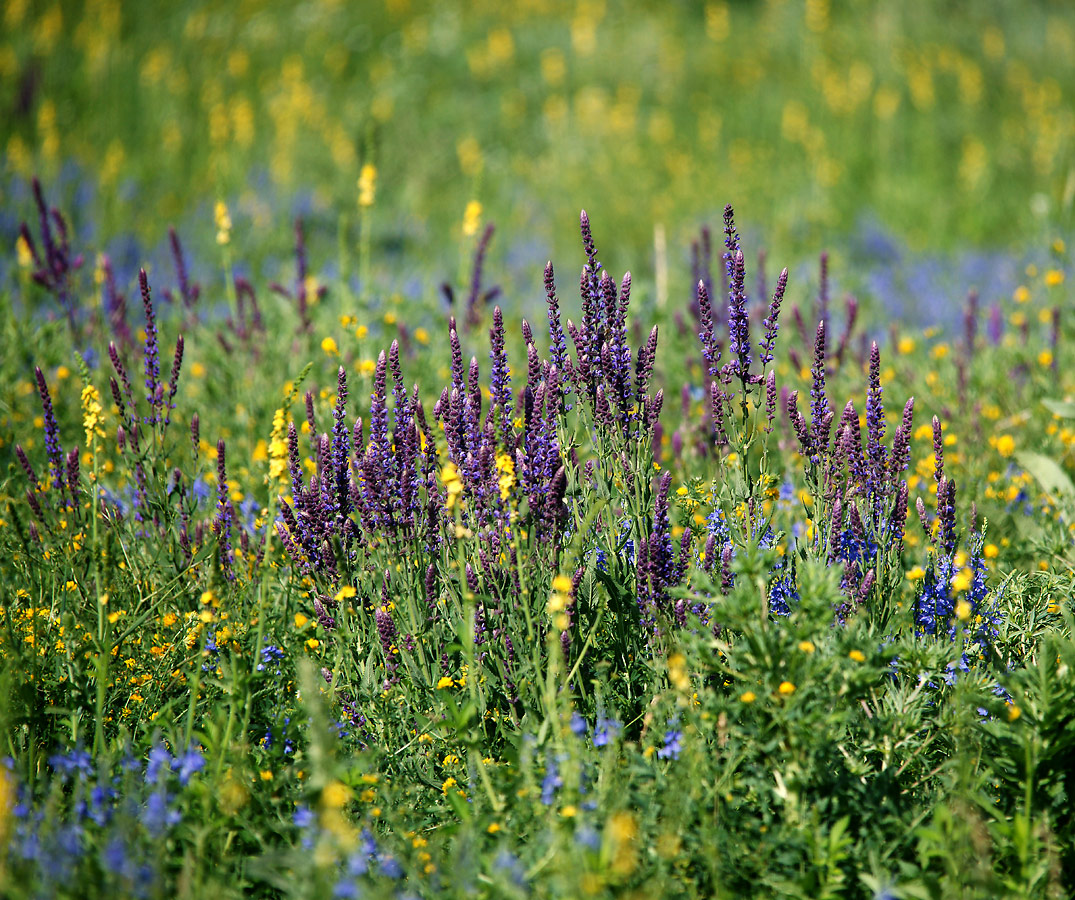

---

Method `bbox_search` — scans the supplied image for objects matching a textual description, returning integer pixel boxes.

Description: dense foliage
[2,2,1075,898]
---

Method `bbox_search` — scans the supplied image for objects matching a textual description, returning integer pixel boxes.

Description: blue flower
[49,747,94,780]
[174,746,205,786]
[593,716,621,748]
[657,729,682,760]
[141,791,181,837]
[145,745,173,785]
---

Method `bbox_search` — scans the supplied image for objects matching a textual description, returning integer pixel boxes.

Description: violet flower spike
[758,267,788,366]
[138,269,160,421]
[35,366,65,491]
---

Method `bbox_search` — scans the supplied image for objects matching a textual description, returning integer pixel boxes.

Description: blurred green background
[1,0,1073,272]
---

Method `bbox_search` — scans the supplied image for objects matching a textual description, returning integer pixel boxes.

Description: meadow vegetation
[1,1,1074,898]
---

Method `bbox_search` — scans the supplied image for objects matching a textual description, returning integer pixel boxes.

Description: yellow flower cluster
[81,383,104,450]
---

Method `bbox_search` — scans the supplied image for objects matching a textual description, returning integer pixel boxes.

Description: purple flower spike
[932,416,944,484]
[865,343,886,485]
[697,280,721,378]
[138,269,160,421]
[758,267,788,366]
[727,249,751,381]
[34,366,65,491]
[165,334,184,427]
[808,322,832,457]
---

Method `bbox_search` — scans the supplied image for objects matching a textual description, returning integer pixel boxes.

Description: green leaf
[1042,398,1075,418]
[1015,451,1075,499]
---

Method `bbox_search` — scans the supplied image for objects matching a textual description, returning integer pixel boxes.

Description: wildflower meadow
[2,2,1075,898]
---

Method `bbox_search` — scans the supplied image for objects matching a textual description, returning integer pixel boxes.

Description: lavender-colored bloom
[727,249,752,380]
[66,447,80,501]
[758,267,788,365]
[164,334,184,426]
[865,343,887,487]
[808,321,832,457]
[696,280,721,378]
[932,416,944,484]
[465,223,496,332]
[138,270,160,418]
[764,370,777,433]
[34,366,65,491]
[488,306,513,447]
[214,439,235,580]
[167,227,200,309]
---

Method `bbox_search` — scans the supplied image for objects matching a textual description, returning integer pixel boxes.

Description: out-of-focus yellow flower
[848,649,865,662]
[1013,285,1030,303]
[358,165,377,208]
[321,337,338,356]
[897,336,916,355]
[1044,269,1064,287]
[322,780,351,808]
[15,234,33,268]
[778,681,796,695]
[215,201,232,245]
[951,569,973,593]
[739,691,756,703]
[995,434,1015,457]
[907,566,926,581]
[462,200,482,237]
[441,462,463,509]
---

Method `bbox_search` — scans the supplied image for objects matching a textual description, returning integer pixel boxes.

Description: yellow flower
[294,613,308,628]
[1044,269,1064,287]
[848,649,865,662]
[778,681,796,695]
[1007,704,1021,722]
[1038,350,1053,368]
[321,337,339,356]
[305,638,320,650]
[955,600,972,621]
[995,434,1015,457]
[214,201,232,245]
[436,675,455,689]
[983,543,998,559]
[951,569,973,593]
[798,640,816,654]
[335,586,357,602]
[1013,285,1030,303]
[259,770,273,781]
[487,822,501,833]
[462,200,483,237]
[907,566,926,581]
[551,574,574,594]
[739,691,756,703]
[358,164,377,208]
[81,383,104,449]
[897,336,916,355]
[15,234,33,268]
[441,777,457,793]
[441,462,464,509]
[495,453,515,500]
[321,780,351,808]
